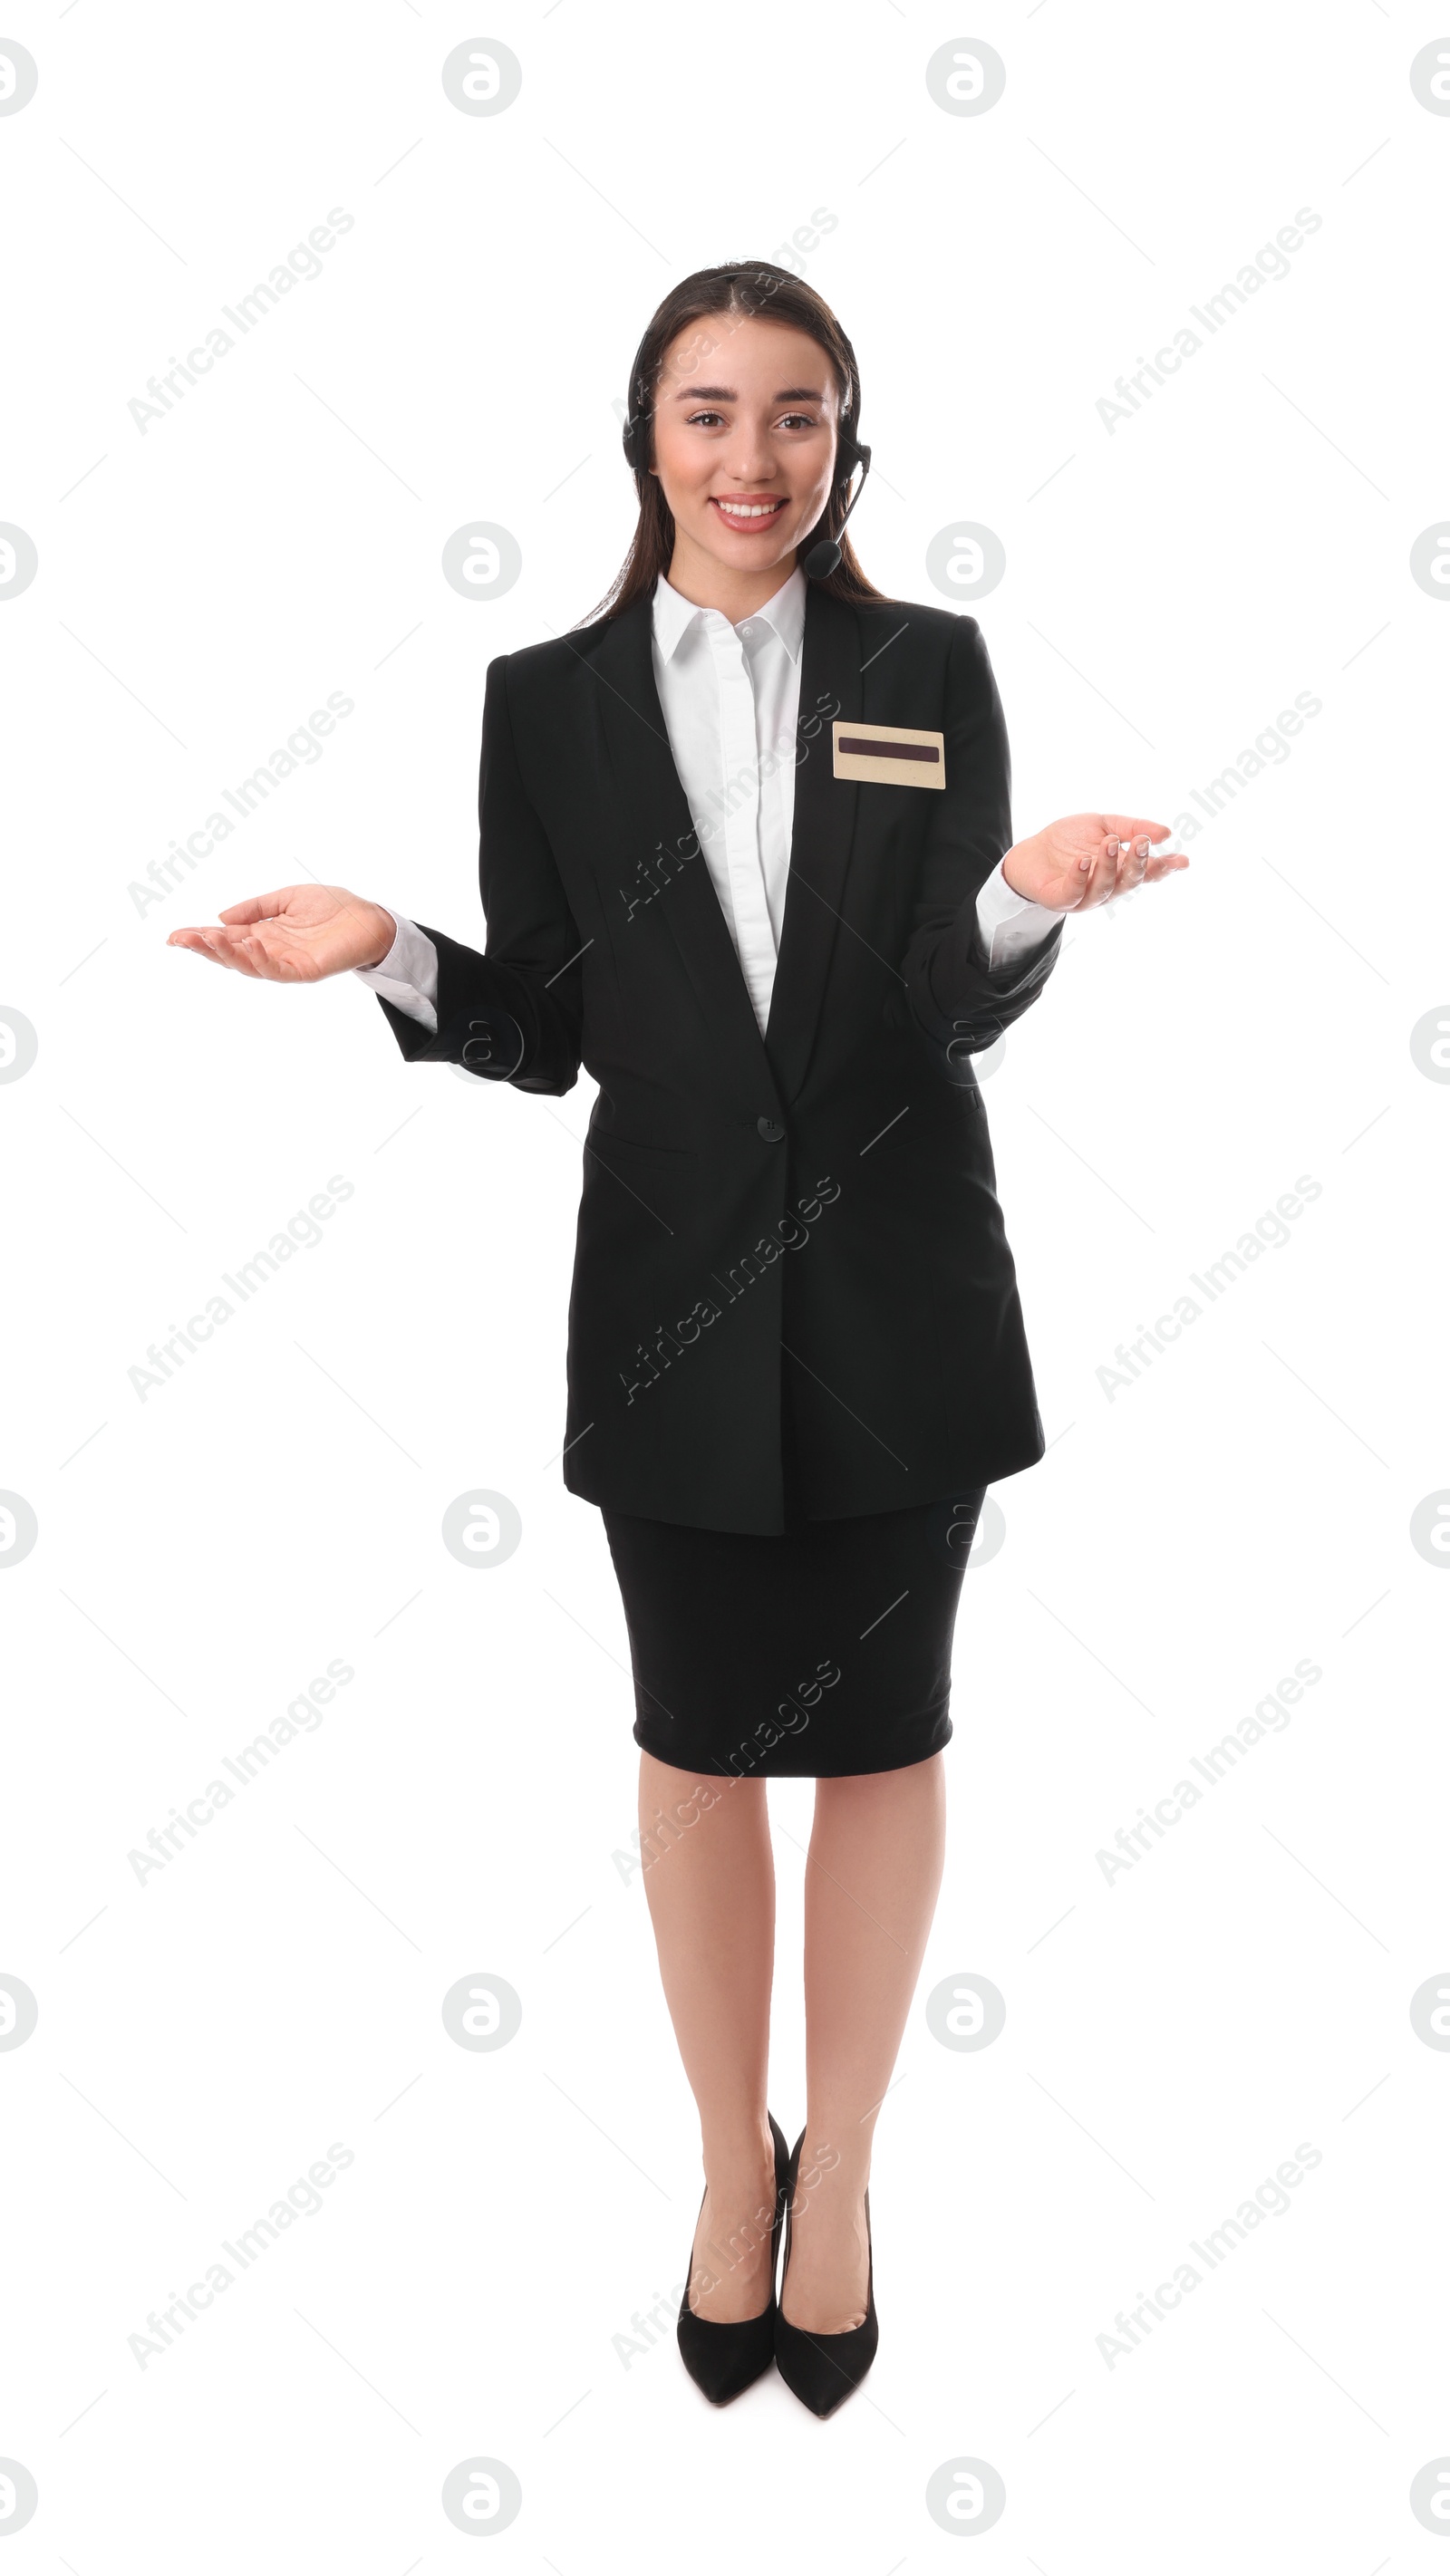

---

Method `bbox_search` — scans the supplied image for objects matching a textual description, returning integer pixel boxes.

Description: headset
[620,286,873,581]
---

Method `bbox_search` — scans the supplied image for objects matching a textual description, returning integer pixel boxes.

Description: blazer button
[757,1115,786,1143]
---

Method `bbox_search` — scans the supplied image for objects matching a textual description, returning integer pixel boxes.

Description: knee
[636,1771,735,1864]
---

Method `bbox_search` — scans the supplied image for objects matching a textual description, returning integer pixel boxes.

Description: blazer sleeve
[373,653,585,1096]
[890,615,1063,1068]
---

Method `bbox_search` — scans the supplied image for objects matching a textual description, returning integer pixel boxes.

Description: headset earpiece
[802,428,872,580]
[621,392,647,476]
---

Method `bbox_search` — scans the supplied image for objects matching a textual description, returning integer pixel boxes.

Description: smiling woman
[166,252,1187,2424]
[585,263,882,626]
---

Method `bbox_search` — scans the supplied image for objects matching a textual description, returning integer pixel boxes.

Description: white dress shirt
[357,566,1060,1039]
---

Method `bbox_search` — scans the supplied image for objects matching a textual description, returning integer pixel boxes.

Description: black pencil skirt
[601,1373,988,1778]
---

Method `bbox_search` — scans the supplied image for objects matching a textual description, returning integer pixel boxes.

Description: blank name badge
[832,719,946,788]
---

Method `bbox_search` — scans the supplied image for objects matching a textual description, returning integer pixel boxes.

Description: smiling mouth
[710,496,787,528]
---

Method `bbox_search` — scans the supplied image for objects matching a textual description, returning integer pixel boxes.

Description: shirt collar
[652,564,807,667]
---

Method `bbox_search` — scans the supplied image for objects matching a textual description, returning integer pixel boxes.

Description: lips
[710,496,787,529]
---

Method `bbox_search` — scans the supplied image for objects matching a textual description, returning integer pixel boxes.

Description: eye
[685,410,726,429]
[778,412,821,431]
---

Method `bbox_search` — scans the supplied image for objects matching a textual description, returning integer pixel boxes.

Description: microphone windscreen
[802,536,842,579]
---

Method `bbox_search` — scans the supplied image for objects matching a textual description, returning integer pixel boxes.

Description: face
[648,313,842,582]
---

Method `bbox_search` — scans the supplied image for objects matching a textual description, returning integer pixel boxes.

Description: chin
[696,523,798,569]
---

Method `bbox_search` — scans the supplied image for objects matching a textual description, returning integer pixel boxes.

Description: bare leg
[785,1752,948,2331]
[637,1751,778,2323]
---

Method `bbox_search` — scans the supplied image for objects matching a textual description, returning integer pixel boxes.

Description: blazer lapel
[764,585,861,1101]
[590,594,771,1105]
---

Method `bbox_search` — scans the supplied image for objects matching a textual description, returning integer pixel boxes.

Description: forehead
[659,310,836,397]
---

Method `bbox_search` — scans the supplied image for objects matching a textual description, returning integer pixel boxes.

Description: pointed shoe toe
[676,2113,791,2406]
[773,2132,879,2418]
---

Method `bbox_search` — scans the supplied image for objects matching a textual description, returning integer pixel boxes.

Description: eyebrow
[671,384,828,403]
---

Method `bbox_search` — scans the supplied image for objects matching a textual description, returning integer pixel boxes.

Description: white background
[3,2,1447,2566]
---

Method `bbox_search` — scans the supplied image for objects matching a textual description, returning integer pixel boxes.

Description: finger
[218,929,299,981]
[1099,835,1145,892]
[1101,815,1173,844]
[168,928,232,967]
[1118,841,1186,886]
[214,927,281,976]
[170,932,256,963]
[1074,835,1120,908]
[218,888,302,925]
[169,927,258,974]
[1109,829,1183,892]
[208,931,267,978]
[169,925,241,958]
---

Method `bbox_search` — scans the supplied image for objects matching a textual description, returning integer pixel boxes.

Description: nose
[724,421,778,485]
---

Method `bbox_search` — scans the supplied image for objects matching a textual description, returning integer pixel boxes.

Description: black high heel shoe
[676,2113,791,2405]
[774,2129,879,2417]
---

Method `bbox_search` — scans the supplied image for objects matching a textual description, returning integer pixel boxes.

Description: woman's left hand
[1000,815,1187,913]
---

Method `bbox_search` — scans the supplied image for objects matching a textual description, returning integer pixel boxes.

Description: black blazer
[378,583,1063,1534]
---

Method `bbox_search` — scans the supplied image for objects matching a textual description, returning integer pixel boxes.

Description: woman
[171,262,1184,2416]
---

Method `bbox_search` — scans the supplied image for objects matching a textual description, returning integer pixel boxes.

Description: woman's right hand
[167,885,398,982]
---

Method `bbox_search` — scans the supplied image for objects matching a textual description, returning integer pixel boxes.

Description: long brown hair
[576,262,887,629]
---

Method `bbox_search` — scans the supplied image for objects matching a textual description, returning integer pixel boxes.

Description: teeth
[716,500,781,519]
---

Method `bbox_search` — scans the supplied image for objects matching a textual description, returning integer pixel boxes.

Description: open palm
[168,883,396,981]
[1002,815,1186,913]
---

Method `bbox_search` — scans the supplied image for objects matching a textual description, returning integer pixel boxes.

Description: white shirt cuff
[355,910,440,1035]
[360,873,1053,1040]
[974,857,1061,971]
